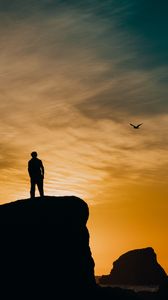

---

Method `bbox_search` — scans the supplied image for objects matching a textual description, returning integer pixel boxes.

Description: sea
[95,277,159,292]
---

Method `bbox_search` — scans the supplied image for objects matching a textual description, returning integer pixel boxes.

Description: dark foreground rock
[0,196,96,299]
[157,276,168,300]
[99,247,167,286]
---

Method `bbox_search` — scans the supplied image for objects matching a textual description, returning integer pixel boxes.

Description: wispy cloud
[0,2,167,204]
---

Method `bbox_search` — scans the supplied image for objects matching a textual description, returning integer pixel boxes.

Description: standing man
[28,151,44,198]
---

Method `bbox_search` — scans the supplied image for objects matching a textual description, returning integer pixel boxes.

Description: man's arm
[41,161,44,178]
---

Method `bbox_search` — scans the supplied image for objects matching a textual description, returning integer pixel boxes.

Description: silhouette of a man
[28,151,44,198]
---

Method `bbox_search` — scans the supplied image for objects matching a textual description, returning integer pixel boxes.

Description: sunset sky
[0,0,168,275]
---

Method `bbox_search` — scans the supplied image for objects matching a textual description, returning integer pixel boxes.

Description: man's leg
[30,178,36,198]
[37,178,44,197]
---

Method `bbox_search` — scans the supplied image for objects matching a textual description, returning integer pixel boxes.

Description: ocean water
[99,283,159,293]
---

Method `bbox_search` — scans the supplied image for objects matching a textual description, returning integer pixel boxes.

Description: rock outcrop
[0,196,96,299]
[99,247,167,286]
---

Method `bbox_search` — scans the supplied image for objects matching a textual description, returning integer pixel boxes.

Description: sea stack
[99,247,167,286]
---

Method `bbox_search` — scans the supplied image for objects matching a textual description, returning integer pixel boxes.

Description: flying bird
[130,123,143,129]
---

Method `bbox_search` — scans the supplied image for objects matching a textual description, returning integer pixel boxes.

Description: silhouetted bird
[28,151,44,198]
[130,123,143,129]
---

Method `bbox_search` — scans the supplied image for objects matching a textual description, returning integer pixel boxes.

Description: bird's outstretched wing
[137,123,143,127]
[129,123,135,127]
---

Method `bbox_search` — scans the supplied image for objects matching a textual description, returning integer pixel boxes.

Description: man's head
[31,151,38,158]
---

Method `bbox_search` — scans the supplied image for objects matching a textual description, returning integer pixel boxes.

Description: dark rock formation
[0,196,96,299]
[99,247,167,286]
